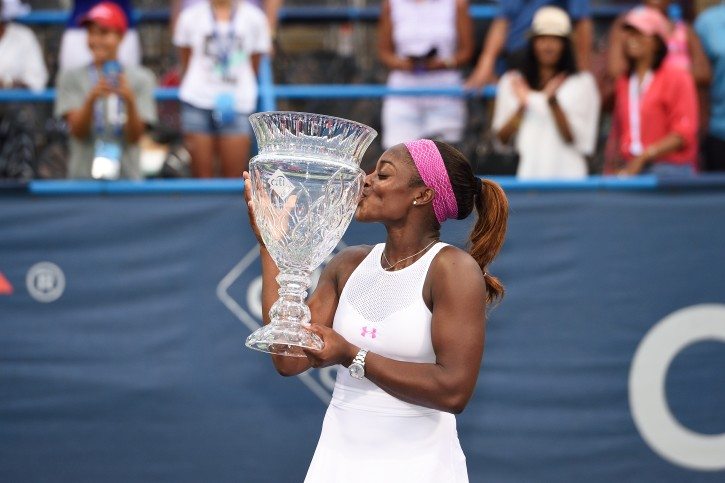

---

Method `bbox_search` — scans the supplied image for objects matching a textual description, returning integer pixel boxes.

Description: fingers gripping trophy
[244,112,377,357]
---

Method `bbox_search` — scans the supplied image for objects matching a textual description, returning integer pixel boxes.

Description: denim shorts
[181,102,251,136]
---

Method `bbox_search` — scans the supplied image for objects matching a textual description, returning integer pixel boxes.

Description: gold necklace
[382,240,438,271]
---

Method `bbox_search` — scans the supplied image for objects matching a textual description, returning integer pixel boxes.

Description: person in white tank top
[378,0,475,149]
[243,139,509,482]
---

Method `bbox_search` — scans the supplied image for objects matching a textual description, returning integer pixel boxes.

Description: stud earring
[413,201,418,205]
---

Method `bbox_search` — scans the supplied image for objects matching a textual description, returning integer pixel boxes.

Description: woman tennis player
[243,139,508,482]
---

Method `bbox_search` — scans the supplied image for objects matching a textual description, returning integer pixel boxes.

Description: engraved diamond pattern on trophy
[245,112,377,357]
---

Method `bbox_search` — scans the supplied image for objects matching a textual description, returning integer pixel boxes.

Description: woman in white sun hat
[491,6,601,179]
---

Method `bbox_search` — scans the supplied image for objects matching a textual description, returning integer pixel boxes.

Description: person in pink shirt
[614,6,698,176]
[607,0,710,88]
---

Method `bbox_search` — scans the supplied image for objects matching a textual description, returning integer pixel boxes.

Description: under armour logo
[361,326,377,338]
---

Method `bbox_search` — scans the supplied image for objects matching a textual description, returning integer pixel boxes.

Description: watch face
[349,363,365,379]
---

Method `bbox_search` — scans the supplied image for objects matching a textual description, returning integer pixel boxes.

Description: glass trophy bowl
[245,112,377,357]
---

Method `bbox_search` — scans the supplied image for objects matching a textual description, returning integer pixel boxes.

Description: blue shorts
[644,162,696,177]
[181,102,251,136]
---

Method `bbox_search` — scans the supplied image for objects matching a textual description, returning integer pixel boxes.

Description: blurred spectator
[171,0,282,38]
[607,1,711,87]
[614,7,698,176]
[174,0,271,178]
[465,0,592,89]
[54,2,157,180]
[378,0,474,149]
[695,3,725,171]
[0,0,48,92]
[491,7,600,178]
[59,0,141,72]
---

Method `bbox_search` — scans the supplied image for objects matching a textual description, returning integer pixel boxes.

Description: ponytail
[469,179,508,304]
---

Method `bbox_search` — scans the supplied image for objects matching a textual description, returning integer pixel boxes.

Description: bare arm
[607,16,627,80]
[451,0,475,67]
[117,74,145,144]
[122,96,145,143]
[251,53,262,75]
[243,172,363,377]
[543,75,575,144]
[686,25,712,87]
[170,0,183,34]
[548,97,575,144]
[464,17,508,88]
[495,73,528,145]
[573,18,593,71]
[263,0,283,35]
[66,78,112,139]
[496,105,525,145]
[66,96,98,140]
[306,248,488,414]
[244,172,311,376]
[378,0,412,71]
[178,47,192,79]
[620,133,685,175]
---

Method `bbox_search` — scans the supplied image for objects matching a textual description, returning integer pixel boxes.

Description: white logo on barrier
[217,243,346,403]
[26,262,65,303]
[629,304,725,471]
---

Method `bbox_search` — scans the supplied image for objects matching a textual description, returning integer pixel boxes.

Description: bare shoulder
[421,244,487,315]
[429,245,486,290]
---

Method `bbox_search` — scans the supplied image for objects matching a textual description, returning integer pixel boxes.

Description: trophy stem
[244,270,324,357]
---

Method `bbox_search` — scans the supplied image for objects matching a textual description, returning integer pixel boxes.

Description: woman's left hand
[618,154,648,176]
[303,325,358,369]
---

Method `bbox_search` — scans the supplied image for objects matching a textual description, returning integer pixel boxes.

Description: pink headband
[404,139,458,224]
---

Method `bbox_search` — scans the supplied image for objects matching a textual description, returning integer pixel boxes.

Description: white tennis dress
[304,243,469,483]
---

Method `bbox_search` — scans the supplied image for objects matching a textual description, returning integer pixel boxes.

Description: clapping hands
[542,73,566,101]
[510,73,531,106]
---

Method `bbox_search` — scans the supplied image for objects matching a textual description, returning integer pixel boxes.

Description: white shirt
[390,0,457,59]
[173,1,271,113]
[0,23,48,92]
[493,71,601,179]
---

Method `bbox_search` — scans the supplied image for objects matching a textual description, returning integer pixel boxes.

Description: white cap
[2,0,31,21]
[530,6,572,38]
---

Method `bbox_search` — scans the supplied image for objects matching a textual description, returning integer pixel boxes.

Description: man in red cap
[54,1,157,180]
[59,0,141,72]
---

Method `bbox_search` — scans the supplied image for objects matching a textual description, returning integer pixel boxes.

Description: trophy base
[245,321,324,357]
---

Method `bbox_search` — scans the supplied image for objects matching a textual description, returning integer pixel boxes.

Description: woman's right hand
[243,171,298,246]
[542,73,566,101]
[243,171,265,246]
[510,73,531,106]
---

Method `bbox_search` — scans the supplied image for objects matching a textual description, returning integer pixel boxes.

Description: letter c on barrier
[629,304,725,471]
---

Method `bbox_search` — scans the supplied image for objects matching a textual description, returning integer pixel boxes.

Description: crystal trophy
[245,112,377,357]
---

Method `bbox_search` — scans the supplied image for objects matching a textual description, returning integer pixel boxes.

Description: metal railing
[13,5,631,25]
[11,175,725,195]
[0,57,497,109]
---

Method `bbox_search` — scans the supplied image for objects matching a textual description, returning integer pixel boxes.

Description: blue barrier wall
[1,181,725,482]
